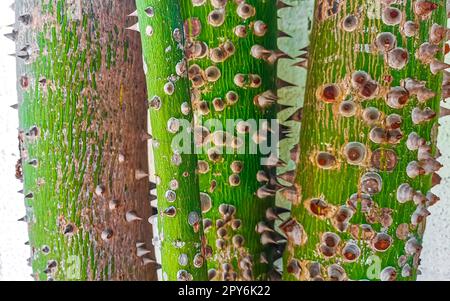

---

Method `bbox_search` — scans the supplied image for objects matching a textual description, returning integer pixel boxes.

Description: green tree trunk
[135,0,208,281]
[179,0,284,280]
[15,0,156,280]
[285,0,446,281]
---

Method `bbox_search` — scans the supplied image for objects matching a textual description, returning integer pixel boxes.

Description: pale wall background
[0,0,32,280]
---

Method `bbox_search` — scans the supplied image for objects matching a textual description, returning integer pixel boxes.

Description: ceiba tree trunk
[135,0,208,281]
[284,0,447,281]
[179,0,289,281]
[14,0,156,280]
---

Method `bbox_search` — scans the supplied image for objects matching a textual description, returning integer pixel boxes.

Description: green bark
[135,0,208,281]
[285,0,446,281]
[180,0,280,280]
[16,0,156,280]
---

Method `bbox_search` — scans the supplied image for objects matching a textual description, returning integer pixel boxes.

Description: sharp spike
[277,30,292,38]
[432,172,441,187]
[299,45,309,52]
[268,50,293,63]
[255,221,274,234]
[18,216,27,222]
[148,214,158,225]
[260,253,269,264]
[443,70,450,85]
[126,23,140,32]
[280,184,301,203]
[143,257,157,265]
[128,10,138,17]
[149,181,157,190]
[440,106,450,117]
[136,247,151,257]
[279,129,292,140]
[430,59,450,74]
[278,103,295,111]
[278,170,296,183]
[443,84,450,99]
[277,0,293,9]
[297,52,309,60]
[292,59,308,69]
[257,185,276,199]
[151,206,158,216]
[135,169,148,180]
[149,193,157,201]
[279,123,292,135]
[125,210,142,222]
[10,51,30,60]
[266,206,290,221]
[263,154,287,167]
[286,107,303,122]
[435,148,442,159]
[269,176,286,190]
[260,232,278,245]
[18,14,32,25]
[277,78,297,89]
[17,54,30,61]
[19,45,30,52]
[141,132,152,141]
[10,104,19,110]
[290,144,300,163]
[4,31,18,41]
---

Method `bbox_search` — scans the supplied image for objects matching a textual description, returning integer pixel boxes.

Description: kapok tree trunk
[135,0,208,281]
[284,0,447,281]
[180,0,289,280]
[15,0,156,280]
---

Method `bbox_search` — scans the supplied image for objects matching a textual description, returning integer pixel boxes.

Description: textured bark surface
[136,0,208,281]
[285,0,446,281]
[16,0,156,280]
[180,0,279,280]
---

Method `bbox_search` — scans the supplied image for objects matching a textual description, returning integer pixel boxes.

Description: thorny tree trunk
[134,0,208,281]
[14,0,156,280]
[284,0,447,281]
[179,0,285,281]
